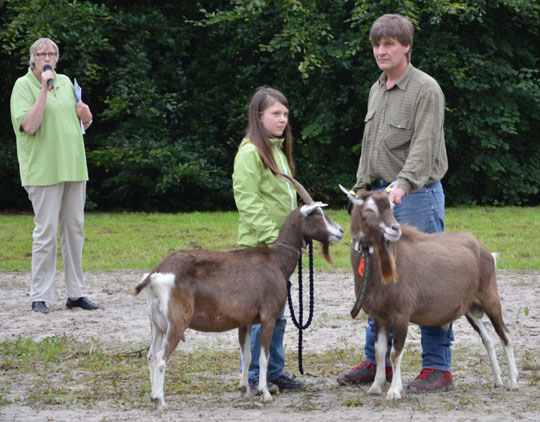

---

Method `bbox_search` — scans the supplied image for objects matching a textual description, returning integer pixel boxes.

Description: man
[338,14,453,392]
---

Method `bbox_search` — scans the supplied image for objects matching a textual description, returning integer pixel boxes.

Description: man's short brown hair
[370,14,414,63]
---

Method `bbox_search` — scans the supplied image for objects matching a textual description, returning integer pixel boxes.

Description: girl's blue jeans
[364,181,454,371]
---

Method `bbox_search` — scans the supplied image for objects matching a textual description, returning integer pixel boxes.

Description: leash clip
[385,180,398,194]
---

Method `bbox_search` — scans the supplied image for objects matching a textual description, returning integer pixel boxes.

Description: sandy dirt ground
[1,268,539,421]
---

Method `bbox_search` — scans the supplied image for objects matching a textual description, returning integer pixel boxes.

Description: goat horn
[279,174,314,204]
[339,184,364,206]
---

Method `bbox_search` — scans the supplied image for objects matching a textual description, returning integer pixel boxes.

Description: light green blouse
[10,68,88,186]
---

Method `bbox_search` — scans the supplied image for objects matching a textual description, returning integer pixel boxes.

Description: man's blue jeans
[363,181,454,371]
[247,305,286,381]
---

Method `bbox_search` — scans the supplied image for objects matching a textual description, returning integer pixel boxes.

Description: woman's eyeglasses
[35,52,57,58]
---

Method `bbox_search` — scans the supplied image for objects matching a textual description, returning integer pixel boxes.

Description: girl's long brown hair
[246,86,295,176]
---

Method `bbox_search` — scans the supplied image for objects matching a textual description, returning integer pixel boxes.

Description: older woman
[10,38,99,314]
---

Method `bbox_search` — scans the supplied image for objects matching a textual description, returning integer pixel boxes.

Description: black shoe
[66,297,100,310]
[32,301,49,313]
[270,373,305,392]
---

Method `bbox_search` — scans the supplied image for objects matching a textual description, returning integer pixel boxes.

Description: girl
[232,86,304,394]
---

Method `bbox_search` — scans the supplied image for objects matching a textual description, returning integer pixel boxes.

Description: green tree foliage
[0,0,539,211]
[0,0,112,210]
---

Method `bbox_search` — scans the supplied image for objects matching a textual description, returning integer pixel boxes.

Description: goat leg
[148,297,168,409]
[466,313,505,387]
[481,299,519,391]
[153,317,188,409]
[238,325,252,398]
[257,322,275,402]
[151,348,168,410]
[386,323,408,400]
[368,324,388,395]
[501,339,519,390]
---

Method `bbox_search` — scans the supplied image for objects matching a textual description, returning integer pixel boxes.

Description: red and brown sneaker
[337,361,393,385]
[407,368,453,393]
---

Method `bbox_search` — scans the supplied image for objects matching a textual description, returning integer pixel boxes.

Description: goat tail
[128,272,151,296]
[378,241,398,284]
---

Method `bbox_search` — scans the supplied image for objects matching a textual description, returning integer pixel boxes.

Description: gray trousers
[25,182,86,302]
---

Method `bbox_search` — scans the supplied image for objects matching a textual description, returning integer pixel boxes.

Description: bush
[1,0,539,211]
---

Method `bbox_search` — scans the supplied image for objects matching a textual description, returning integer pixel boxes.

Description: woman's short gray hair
[29,38,59,69]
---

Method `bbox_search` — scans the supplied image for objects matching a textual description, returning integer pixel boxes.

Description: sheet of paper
[74,78,85,134]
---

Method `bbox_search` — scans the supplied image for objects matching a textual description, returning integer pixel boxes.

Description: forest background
[1,0,539,212]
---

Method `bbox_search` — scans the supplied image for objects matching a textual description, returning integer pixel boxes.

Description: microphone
[43,65,54,91]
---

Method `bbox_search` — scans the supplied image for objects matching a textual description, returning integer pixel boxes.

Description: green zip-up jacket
[233,137,297,248]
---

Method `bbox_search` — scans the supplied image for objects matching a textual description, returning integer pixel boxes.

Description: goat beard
[377,240,398,284]
[322,242,334,265]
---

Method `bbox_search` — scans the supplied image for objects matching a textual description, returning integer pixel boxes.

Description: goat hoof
[152,397,166,410]
[240,389,252,399]
[367,385,383,395]
[386,390,401,400]
[508,382,519,391]
[260,391,273,403]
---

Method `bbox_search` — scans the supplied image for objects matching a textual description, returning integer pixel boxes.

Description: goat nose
[392,224,400,231]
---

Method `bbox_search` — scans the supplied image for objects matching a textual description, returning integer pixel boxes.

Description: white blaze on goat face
[316,207,344,242]
[366,197,380,215]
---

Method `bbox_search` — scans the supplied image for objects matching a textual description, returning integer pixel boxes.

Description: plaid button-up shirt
[354,64,448,194]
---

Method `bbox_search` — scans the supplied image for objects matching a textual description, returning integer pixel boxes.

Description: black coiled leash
[287,239,314,375]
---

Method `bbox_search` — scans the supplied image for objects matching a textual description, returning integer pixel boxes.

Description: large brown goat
[129,177,343,409]
[339,185,518,400]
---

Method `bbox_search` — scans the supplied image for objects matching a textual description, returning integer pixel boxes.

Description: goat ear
[300,203,320,215]
[339,184,364,206]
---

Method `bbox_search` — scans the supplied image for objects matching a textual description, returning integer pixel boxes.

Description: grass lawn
[0,206,539,271]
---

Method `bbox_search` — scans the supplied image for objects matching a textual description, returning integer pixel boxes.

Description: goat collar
[352,240,374,255]
[275,241,301,257]
[350,244,370,319]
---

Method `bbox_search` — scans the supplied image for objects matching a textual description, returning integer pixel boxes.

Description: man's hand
[389,187,406,205]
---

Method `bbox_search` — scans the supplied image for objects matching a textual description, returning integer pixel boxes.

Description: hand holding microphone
[43,65,54,91]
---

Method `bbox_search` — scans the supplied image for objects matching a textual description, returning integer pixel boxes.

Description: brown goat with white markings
[129,177,343,409]
[340,185,518,400]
